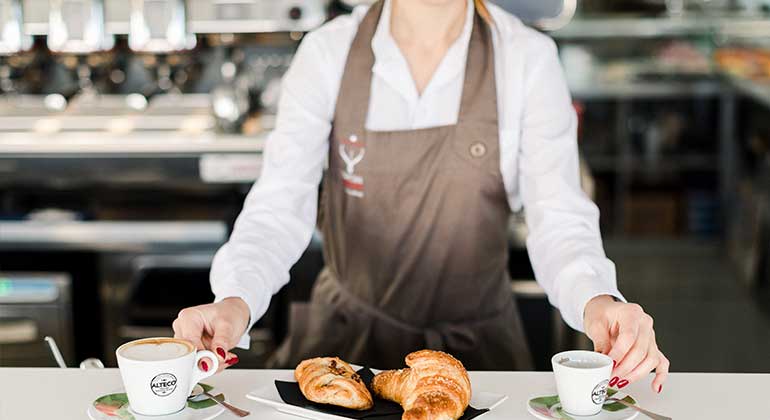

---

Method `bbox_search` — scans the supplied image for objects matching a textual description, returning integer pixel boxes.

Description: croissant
[295,357,374,410]
[371,350,471,420]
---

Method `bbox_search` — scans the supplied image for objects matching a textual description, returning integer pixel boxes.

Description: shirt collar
[371,0,475,95]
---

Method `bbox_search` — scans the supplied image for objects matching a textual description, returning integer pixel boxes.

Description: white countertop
[0,368,768,420]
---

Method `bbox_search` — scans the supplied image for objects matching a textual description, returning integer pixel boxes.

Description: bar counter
[0,368,767,419]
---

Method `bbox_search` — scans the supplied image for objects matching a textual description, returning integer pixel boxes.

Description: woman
[174,0,668,392]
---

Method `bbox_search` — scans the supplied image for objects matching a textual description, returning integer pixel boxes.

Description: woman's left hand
[583,295,669,394]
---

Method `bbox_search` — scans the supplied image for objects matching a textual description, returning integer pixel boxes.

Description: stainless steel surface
[606,397,673,420]
[0,155,262,190]
[47,0,114,53]
[0,92,268,156]
[341,0,576,29]
[128,0,195,52]
[23,0,328,35]
[0,274,74,367]
[0,132,266,155]
[44,336,67,368]
[0,221,227,251]
[79,357,105,369]
[0,93,215,133]
[0,0,31,54]
[187,0,327,34]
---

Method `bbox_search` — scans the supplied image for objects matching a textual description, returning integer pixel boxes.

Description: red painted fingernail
[618,379,629,389]
[612,360,617,369]
[658,385,663,393]
[201,360,209,372]
[226,355,239,365]
[609,377,619,387]
[216,347,226,358]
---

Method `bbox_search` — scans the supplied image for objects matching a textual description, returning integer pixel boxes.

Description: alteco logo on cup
[591,379,609,404]
[150,373,178,397]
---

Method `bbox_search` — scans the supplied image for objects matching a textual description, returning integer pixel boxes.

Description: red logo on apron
[339,134,365,197]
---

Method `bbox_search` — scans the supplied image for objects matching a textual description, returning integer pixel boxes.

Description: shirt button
[470,142,487,158]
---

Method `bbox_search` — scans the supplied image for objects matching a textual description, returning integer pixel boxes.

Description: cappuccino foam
[120,339,193,361]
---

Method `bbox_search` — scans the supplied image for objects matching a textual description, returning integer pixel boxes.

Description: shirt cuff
[555,262,625,332]
[214,283,268,350]
[573,287,627,332]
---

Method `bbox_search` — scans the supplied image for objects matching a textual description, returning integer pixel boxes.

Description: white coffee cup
[552,350,613,416]
[116,337,219,416]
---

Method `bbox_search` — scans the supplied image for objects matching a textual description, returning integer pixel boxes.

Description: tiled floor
[605,238,770,373]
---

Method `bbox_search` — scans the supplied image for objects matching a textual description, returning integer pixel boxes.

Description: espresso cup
[116,337,219,416]
[551,350,613,416]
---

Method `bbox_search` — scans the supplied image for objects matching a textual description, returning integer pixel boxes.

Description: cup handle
[188,350,219,396]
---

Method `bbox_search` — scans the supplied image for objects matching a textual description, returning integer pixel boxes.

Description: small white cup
[552,350,613,416]
[116,337,219,416]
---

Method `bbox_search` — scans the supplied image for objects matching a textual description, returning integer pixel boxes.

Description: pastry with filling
[295,357,374,410]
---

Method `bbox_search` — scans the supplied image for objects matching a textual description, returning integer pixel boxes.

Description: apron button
[470,142,487,158]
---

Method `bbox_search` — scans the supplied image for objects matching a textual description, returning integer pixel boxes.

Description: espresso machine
[0,0,328,367]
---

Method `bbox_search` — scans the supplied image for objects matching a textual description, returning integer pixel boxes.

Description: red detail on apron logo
[341,170,364,197]
[339,134,365,198]
[342,179,364,191]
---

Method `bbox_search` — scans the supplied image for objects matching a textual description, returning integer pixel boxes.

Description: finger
[225,351,240,368]
[614,326,652,379]
[201,334,214,350]
[172,310,206,350]
[199,327,233,373]
[608,306,649,367]
[209,319,236,361]
[198,357,214,373]
[587,323,612,355]
[622,341,660,384]
[607,325,639,368]
[651,352,670,394]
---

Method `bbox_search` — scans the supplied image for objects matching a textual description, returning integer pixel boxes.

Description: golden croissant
[372,350,471,420]
[295,357,374,410]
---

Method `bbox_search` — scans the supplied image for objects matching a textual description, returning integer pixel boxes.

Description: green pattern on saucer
[93,383,224,420]
[529,389,636,420]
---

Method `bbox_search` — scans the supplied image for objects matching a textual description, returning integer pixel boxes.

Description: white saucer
[527,394,639,420]
[87,391,225,420]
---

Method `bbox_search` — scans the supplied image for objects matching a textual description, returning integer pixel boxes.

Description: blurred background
[0,0,768,372]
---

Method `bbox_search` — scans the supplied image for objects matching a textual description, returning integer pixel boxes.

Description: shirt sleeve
[518,37,625,333]
[210,32,334,349]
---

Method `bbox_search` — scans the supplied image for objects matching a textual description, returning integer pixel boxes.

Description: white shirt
[212,0,624,348]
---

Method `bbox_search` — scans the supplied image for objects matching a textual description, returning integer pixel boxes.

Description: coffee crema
[118,338,194,362]
[557,358,607,369]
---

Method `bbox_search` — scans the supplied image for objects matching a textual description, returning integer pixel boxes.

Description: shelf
[571,80,723,100]
[585,154,718,172]
[0,221,227,252]
[0,131,267,156]
[552,14,770,40]
[728,76,770,110]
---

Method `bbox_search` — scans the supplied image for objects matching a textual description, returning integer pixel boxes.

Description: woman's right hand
[172,297,250,372]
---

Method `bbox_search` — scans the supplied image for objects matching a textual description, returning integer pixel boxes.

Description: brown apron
[268,0,533,371]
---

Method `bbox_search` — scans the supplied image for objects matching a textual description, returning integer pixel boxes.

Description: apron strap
[333,0,498,132]
[332,0,384,133]
[457,12,498,126]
